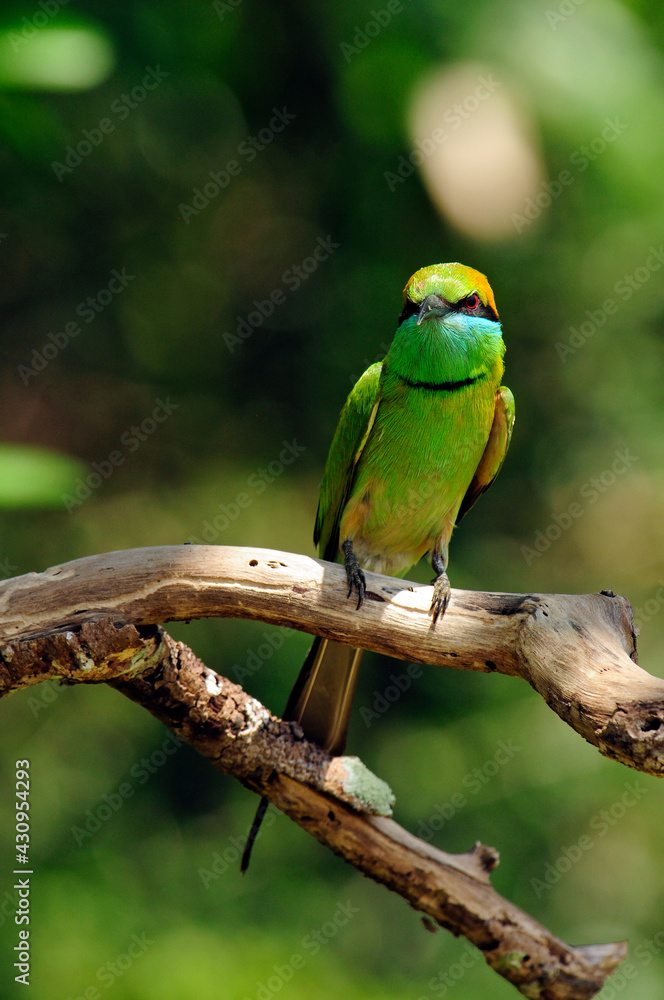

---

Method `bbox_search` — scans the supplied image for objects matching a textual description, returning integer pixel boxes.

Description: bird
[240,262,514,871]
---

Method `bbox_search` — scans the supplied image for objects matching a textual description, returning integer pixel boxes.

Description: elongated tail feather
[240,797,268,873]
[241,638,363,872]
[284,637,364,756]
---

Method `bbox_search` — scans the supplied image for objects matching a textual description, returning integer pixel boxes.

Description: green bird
[241,262,514,871]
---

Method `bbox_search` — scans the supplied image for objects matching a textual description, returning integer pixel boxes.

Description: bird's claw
[342,540,366,610]
[429,571,451,624]
[347,566,366,609]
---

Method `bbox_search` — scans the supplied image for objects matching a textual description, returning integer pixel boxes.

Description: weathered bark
[0,616,628,999]
[0,545,660,775]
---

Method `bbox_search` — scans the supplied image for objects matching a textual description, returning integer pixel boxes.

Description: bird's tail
[283,636,364,756]
[241,637,363,873]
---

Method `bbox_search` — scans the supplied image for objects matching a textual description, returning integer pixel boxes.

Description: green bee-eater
[241,262,514,871]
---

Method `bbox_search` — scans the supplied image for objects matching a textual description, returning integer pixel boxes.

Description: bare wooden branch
[1,617,627,999]
[0,545,661,776]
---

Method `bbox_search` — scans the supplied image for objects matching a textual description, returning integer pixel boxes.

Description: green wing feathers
[456,386,515,524]
[314,362,383,561]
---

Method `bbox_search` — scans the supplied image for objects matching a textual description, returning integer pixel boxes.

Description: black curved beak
[416,293,452,325]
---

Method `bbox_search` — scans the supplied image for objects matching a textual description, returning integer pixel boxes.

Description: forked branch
[1,544,658,997]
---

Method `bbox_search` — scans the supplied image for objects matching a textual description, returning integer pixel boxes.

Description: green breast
[339,371,499,574]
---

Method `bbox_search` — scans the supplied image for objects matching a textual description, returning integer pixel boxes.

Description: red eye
[465,292,480,310]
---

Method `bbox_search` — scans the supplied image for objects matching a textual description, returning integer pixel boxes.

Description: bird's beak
[416,293,451,325]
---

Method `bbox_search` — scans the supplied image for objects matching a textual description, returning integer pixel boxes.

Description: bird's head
[386,262,504,385]
[399,262,499,330]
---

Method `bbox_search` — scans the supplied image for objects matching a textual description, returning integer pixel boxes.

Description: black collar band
[397,372,486,391]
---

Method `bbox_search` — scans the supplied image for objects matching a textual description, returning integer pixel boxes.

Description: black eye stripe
[398,298,420,325]
[398,295,498,325]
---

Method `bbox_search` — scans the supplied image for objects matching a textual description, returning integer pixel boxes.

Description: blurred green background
[1,0,664,997]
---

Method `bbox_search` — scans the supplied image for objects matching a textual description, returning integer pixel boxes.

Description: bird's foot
[429,571,451,624]
[342,539,366,610]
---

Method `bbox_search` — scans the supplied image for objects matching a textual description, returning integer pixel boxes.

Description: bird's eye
[464,292,480,310]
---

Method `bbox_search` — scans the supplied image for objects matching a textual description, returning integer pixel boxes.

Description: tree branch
[1,615,627,999]
[0,545,661,774]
